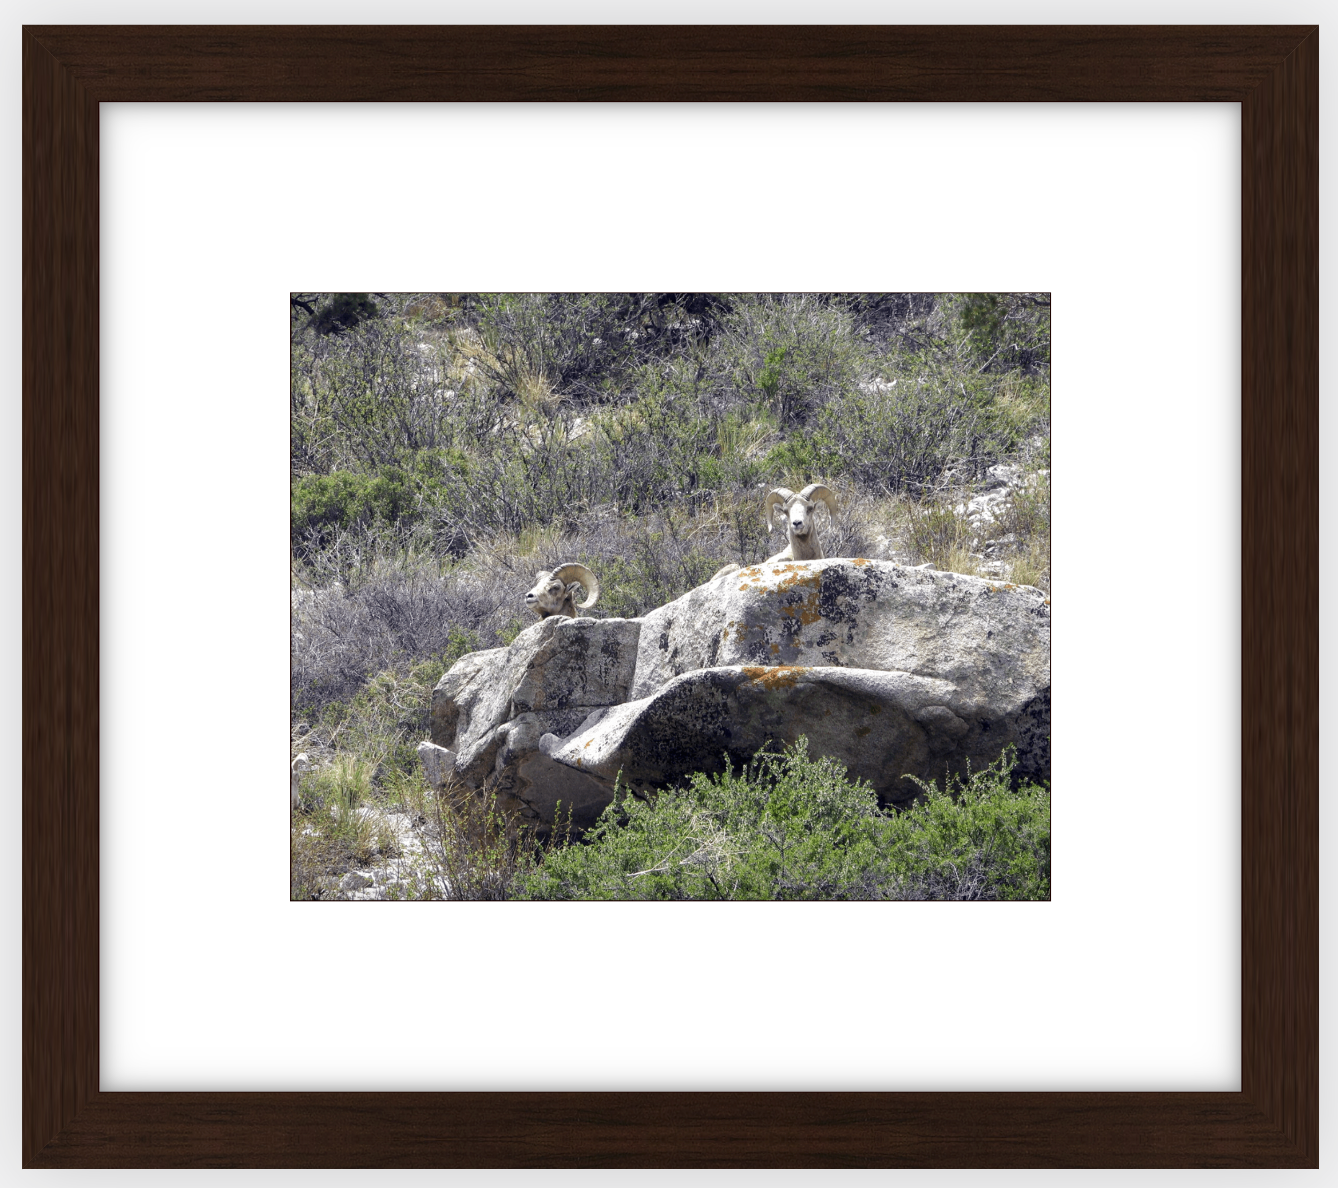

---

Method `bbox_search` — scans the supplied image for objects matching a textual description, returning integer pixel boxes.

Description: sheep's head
[764,484,838,539]
[525,563,600,619]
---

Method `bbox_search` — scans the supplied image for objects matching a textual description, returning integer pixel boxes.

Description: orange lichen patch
[774,568,820,593]
[770,643,780,654]
[741,665,809,690]
[854,726,871,738]
[852,557,870,566]
[584,739,592,749]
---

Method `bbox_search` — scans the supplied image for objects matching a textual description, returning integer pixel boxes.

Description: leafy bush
[891,754,1051,900]
[943,292,1051,377]
[516,739,1049,901]
[291,468,418,553]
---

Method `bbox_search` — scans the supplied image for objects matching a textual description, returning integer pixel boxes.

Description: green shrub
[720,296,870,430]
[516,738,884,900]
[595,527,728,619]
[894,751,1051,900]
[762,429,842,487]
[814,367,995,493]
[515,739,1050,901]
[292,468,416,548]
[436,625,481,672]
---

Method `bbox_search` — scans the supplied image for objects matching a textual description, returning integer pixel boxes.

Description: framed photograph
[23,26,1316,1167]
[287,290,1054,905]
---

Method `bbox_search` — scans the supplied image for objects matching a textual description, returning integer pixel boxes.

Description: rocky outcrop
[425,613,642,831]
[426,560,1050,828]
[632,558,1049,705]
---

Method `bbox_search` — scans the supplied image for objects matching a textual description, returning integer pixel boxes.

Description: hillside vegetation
[289,292,1051,901]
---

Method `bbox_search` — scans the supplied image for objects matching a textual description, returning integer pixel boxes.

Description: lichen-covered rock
[541,662,1045,807]
[425,560,1050,829]
[427,614,642,830]
[632,559,1050,708]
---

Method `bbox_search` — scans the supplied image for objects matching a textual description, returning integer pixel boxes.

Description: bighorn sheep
[525,563,600,619]
[713,484,839,580]
[762,484,839,562]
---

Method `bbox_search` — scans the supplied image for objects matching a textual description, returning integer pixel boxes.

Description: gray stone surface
[416,740,456,791]
[424,560,1050,828]
[632,558,1049,707]
[427,614,642,830]
[542,661,1047,807]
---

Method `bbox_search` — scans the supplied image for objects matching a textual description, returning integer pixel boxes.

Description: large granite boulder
[425,560,1050,827]
[632,559,1049,708]
[540,665,978,806]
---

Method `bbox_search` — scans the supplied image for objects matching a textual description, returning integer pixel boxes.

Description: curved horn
[552,563,599,609]
[763,488,795,531]
[799,483,838,516]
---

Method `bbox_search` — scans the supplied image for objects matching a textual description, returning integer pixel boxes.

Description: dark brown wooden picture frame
[23,26,1317,1168]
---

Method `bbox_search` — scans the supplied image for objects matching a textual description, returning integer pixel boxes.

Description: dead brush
[990,471,1051,592]
[903,499,983,577]
[414,772,552,901]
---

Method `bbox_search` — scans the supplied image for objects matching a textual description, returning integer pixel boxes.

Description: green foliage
[723,296,870,429]
[762,429,842,487]
[895,751,1052,900]
[291,468,416,548]
[516,739,1050,901]
[292,314,496,472]
[437,625,481,672]
[814,357,1036,493]
[944,292,1051,376]
[595,526,727,619]
[292,291,1049,545]
[299,645,474,799]
[904,499,978,574]
[302,752,374,813]
[412,777,546,901]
